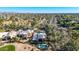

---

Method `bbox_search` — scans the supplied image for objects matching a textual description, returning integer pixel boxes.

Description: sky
[0,7,79,13]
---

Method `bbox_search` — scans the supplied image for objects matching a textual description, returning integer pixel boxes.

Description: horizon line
[0,7,79,13]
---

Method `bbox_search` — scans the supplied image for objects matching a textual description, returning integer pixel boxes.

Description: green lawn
[0,45,15,51]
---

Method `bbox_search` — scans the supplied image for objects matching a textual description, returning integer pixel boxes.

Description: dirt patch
[13,43,40,51]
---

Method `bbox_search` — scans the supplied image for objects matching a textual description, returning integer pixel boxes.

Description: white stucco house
[8,30,17,39]
[0,32,9,39]
[0,30,17,40]
[26,29,34,38]
[17,29,34,38]
[0,29,47,42]
[32,32,46,41]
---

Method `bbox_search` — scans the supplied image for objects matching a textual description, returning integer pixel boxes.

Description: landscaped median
[0,45,15,51]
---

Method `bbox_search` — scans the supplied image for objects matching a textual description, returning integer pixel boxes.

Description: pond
[37,43,48,50]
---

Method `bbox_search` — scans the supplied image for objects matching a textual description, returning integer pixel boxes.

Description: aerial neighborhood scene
[0,7,79,51]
